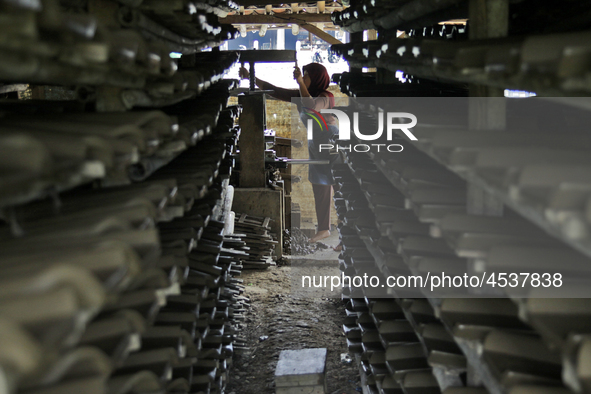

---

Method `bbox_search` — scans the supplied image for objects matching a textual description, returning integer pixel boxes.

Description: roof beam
[298,23,342,44]
[242,25,341,30]
[219,14,333,24]
[232,0,340,6]
[233,0,294,6]
[236,6,341,13]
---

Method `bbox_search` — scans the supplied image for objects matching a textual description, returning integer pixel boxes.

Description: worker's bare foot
[309,230,330,243]
[332,243,343,252]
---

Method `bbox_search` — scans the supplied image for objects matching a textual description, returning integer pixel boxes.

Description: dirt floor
[227,245,361,394]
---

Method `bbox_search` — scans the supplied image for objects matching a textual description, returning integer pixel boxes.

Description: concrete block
[276,385,325,394]
[275,348,327,388]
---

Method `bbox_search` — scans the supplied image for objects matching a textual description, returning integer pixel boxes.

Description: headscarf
[302,63,335,108]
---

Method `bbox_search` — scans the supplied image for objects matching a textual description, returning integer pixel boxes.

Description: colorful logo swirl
[303,107,328,131]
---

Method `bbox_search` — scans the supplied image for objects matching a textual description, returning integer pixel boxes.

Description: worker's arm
[239,67,299,102]
[257,78,300,102]
[293,66,315,108]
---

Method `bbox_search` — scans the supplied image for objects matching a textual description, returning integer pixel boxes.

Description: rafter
[219,13,334,23]
[298,23,342,44]
[233,0,339,6]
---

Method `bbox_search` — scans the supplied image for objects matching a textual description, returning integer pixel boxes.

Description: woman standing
[239,62,337,243]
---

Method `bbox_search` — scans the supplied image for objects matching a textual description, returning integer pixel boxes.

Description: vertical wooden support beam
[376,30,399,84]
[469,0,509,39]
[367,29,378,73]
[366,29,377,73]
[468,0,508,103]
[466,0,508,217]
[291,2,298,13]
[465,0,508,300]
[238,94,267,187]
[249,62,255,90]
[350,31,363,73]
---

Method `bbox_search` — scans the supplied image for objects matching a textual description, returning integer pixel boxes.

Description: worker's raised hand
[293,66,303,81]
[239,66,249,79]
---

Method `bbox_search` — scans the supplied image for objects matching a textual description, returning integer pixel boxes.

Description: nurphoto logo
[305,108,418,153]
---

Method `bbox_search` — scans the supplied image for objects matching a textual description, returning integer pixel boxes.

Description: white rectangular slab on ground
[276,385,326,394]
[275,348,328,390]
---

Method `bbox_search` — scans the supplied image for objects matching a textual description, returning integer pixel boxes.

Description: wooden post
[238,94,267,187]
[350,31,363,73]
[469,0,509,40]
[465,0,508,313]
[466,0,508,217]
[367,29,377,72]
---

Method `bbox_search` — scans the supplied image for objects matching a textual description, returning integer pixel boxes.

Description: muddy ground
[226,263,361,394]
